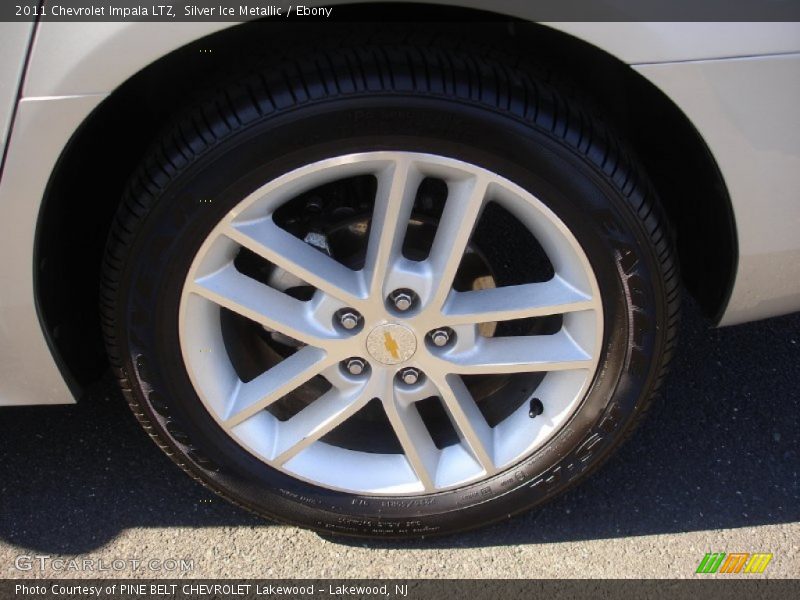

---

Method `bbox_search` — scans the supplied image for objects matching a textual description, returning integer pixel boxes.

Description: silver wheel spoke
[273,388,367,464]
[427,176,489,309]
[363,158,421,297]
[224,346,329,428]
[191,263,333,347]
[439,331,592,375]
[381,374,440,491]
[435,374,494,472]
[226,219,364,304]
[440,276,594,325]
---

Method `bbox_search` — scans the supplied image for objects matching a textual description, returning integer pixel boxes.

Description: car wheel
[101,38,679,537]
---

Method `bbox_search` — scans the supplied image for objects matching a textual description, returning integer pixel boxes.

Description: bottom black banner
[2,579,799,600]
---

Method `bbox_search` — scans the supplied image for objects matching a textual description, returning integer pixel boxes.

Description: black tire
[100,35,679,538]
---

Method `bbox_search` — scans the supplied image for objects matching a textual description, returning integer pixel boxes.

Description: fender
[23,17,800,99]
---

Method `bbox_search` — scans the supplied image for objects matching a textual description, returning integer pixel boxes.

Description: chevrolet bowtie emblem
[383,332,400,360]
[367,324,416,365]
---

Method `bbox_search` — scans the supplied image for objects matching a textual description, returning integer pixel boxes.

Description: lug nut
[399,367,421,385]
[429,328,453,347]
[338,310,361,330]
[389,289,415,312]
[344,357,367,376]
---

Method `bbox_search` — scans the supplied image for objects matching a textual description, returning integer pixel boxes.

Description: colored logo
[383,332,400,360]
[366,323,416,365]
[696,552,773,574]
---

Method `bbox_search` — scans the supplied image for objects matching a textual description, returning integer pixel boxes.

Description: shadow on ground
[1,299,797,553]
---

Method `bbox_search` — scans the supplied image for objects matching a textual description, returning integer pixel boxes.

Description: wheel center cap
[366,323,417,365]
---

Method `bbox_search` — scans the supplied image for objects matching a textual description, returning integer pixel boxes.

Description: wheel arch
[33,7,736,397]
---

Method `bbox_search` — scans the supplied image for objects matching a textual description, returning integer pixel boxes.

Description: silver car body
[1,10,799,407]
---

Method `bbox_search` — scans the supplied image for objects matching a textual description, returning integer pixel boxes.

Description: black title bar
[4,0,800,22]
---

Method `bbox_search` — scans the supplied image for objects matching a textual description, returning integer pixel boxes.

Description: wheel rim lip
[178,151,604,496]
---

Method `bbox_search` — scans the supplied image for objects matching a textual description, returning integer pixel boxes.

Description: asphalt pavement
[1,298,798,579]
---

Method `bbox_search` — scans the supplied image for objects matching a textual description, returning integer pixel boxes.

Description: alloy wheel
[179,152,603,495]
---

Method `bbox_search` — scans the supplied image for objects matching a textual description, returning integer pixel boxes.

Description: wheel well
[35,7,736,395]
